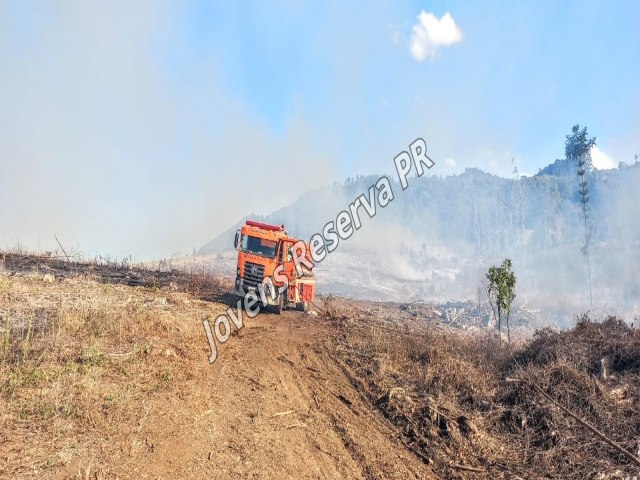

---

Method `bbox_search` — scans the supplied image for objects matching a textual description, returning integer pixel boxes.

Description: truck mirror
[233,230,240,250]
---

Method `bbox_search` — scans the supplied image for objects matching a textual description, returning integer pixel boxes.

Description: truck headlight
[237,268,241,277]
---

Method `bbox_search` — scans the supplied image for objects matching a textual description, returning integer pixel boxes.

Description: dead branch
[54,234,71,263]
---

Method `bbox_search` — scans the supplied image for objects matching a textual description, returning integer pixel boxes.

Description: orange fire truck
[233,220,315,313]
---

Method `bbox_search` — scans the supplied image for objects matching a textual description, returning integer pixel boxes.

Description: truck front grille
[243,262,265,288]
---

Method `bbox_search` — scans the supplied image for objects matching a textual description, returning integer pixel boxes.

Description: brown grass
[331,304,640,479]
[0,256,230,479]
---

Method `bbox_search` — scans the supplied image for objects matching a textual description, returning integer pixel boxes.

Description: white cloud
[409,11,462,62]
[444,158,457,167]
[591,145,616,170]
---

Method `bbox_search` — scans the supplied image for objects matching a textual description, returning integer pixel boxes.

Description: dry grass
[0,256,230,479]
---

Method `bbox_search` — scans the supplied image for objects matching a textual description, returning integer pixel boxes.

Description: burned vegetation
[328,299,640,479]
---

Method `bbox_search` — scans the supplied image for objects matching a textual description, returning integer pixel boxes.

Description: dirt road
[119,309,433,479]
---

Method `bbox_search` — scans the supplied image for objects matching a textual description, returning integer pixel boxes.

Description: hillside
[2,254,640,479]
[200,160,640,322]
[0,254,431,479]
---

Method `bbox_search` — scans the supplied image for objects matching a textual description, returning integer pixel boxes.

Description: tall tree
[565,124,596,305]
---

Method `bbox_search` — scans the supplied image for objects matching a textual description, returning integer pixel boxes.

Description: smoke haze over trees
[203,157,640,323]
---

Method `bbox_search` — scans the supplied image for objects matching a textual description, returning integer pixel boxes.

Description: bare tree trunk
[577,153,593,306]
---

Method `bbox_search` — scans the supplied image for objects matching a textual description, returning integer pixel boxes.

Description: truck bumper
[234,277,281,306]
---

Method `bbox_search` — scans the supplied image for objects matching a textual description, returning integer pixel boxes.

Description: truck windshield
[241,235,277,258]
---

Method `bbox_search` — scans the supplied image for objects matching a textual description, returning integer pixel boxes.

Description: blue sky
[1,1,639,257]
[169,0,640,175]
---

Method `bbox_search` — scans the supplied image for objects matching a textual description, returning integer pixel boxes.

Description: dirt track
[121,309,433,479]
